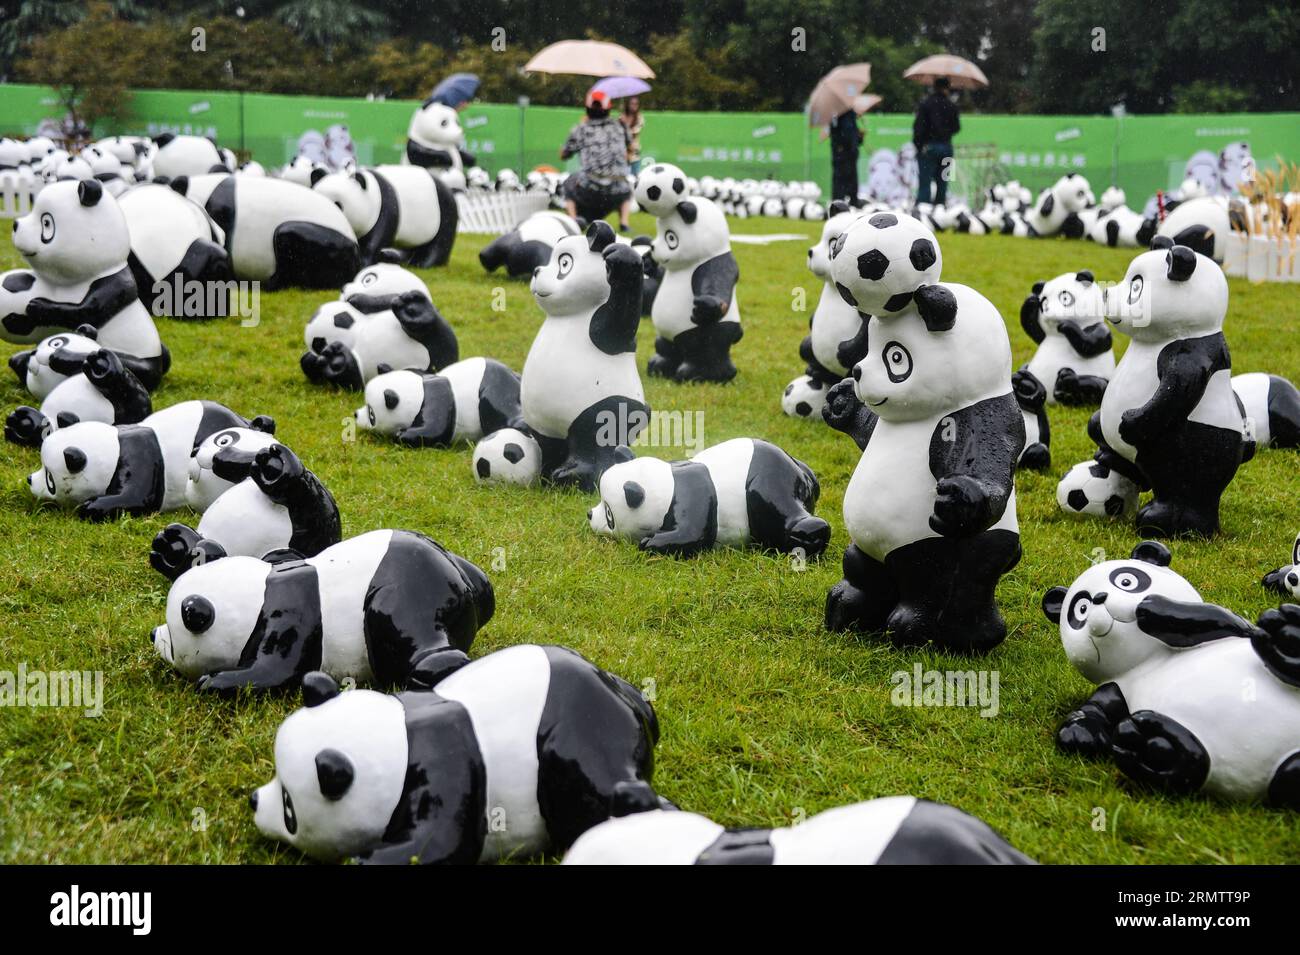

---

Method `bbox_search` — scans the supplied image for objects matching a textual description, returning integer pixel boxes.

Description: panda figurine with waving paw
[182,419,280,511]
[311,165,458,268]
[8,325,132,400]
[301,260,424,356]
[1018,270,1114,405]
[250,644,661,863]
[824,213,1024,653]
[1044,540,1300,807]
[355,357,520,448]
[5,348,151,447]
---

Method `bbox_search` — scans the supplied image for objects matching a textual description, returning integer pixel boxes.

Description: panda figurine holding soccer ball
[823,214,1024,653]
[402,99,475,190]
[1018,270,1114,405]
[588,438,831,558]
[355,358,521,448]
[1043,540,1300,807]
[311,165,458,268]
[478,211,582,280]
[1263,531,1300,598]
[5,348,151,447]
[1058,238,1245,537]
[249,644,661,863]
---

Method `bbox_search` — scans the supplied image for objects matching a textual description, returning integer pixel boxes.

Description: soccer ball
[781,374,830,420]
[829,211,943,315]
[633,162,689,218]
[472,429,542,486]
[1056,460,1138,519]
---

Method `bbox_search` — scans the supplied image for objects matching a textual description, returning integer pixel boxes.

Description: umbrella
[427,73,480,107]
[903,54,988,90]
[592,76,652,100]
[817,94,882,141]
[524,40,655,79]
[807,63,873,127]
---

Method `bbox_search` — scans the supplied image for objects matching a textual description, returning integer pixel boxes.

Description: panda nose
[1287,571,1299,589]
[851,365,861,381]
[1092,592,1107,605]
[249,790,259,811]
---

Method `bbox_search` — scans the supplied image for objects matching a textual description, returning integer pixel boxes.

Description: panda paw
[406,648,471,690]
[251,444,305,495]
[1252,604,1300,687]
[930,475,993,537]
[602,242,643,282]
[301,342,364,390]
[1261,565,1295,596]
[4,406,48,447]
[149,523,204,580]
[821,379,864,432]
[1117,408,1153,445]
[785,516,831,560]
[689,295,726,325]
[1056,713,1113,757]
[82,348,123,383]
[76,497,123,523]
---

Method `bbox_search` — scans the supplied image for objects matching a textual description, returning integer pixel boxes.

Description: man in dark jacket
[829,108,863,204]
[913,77,960,205]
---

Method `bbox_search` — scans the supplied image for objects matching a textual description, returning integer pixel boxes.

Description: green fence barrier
[1,82,1296,205]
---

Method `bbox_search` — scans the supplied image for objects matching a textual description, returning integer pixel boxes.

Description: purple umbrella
[591,76,652,100]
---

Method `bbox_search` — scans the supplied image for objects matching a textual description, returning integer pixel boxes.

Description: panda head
[1053,173,1094,213]
[651,199,728,268]
[304,300,364,354]
[82,145,123,177]
[589,456,674,541]
[312,170,378,236]
[1033,271,1105,330]
[185,423,279,511]
[633,163,689,218]
[356,368,424,435]
[251,675,408,861]
[280,155,323,188]
[1105,239,1226,341]
[829,212,942,316]
[13,180,129,284]
[1099,186,1127,211]
[26,327,101,399]
[531,222,619,316]
[29,420,119,505]
[341,263,428,305]
[409,101,462,148]
[1042,541,1198,684]
[153,556,274,679]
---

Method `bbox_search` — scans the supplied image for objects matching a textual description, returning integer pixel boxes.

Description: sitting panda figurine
[150,443,341,581]
[1043,540,1300,807]
[402,100,475,190]
[563,797,1034,865]
[1062,237,1244,537]
[3,180,170,389]
[355,358,521,447]
[1018,270,1114,405]
[1262,532,1300,598]
[118,183,232,317]
[5,348,151,447]
[150,133,230,179]
[28,400,271,521]
[1024,173,1093,238]
[825,214,1024,653]
[183,419,280,511]
[311,165,458,268]
[152,529,492,693]
[473,221,648,492]
[478,211,582,280]
[167,173,360,289]
[81,145,130,197]
[1233,372,1300,451]
[648,198,743,383]
[249,644,661,863]
[588,438,831,558]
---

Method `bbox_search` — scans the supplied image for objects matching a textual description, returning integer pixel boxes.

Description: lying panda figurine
[563,798,1034,865]
[355,358,521,447]
[1232,372,1300,451]
[28,400,271,521]
[150,133,230,179]
[478,211,582,279]
[5,348,151,447]
[150,443,341,580]
[118,183,232,318]
[1263,531,1300,598]
[8,326,132,400]
[311,165,458,268]
[1140,196,1231,264]
[249,644,661,863]
[588,438,830,559]
[183,419,280,511]
[1044,540,1300,807]
[1024,173,1093,238]
[152,529,491,693]
[1018,270,1114,405]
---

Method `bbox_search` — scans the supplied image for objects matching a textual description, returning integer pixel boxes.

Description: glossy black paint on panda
[397,360,520,447]
[4,348,152,447]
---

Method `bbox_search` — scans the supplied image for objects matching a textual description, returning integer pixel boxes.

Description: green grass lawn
[1,214,1297,864]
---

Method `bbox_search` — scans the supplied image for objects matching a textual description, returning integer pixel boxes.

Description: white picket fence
[1223,233,1300,283]
[455,190,550,235]
[0,173,42,218]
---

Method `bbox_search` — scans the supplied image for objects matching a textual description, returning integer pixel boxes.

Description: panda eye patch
[367,406,376,426]
[604,502,615,528]
[882,341,913,383]
[665,231,679,250]
[362,272,377,286]
[40,213,55,243]
[49,337,67,348]
[1066,591,1092,630]
[282,788,297,835]
[1108,567,1151,593]
[180,595,215,634]
[1059,290,1074,307]
[556,253,574,278]
[44,469,55,495]
[213,431,237,448]
[1128,275,1144,305]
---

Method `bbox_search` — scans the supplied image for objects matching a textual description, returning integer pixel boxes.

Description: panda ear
[913,284,958,332]
[383,388,400,410]
[1030,280,1045,295]
[586,220,615,252]
[301,671,341,707]
[1130,540,1172,566]
[1149,234,1174,251]
[250,415,276,435]
[1042,586,1067,625]
[168,176,189,196]
[676,201,698,224]
[623,481,645,509]
[75,324,98,340]
[353,172,367,190]
[77,179,103,206]
[376,249,403,265]
[828,199,851,216]
[310,167,328,186]
[376,362,393,375]
[55,411,79,429]
[315,748,355,801]
[1166,246,1197,282]
[63,446,87,474]
[1075,270,1094,285]
[153,132,175,148]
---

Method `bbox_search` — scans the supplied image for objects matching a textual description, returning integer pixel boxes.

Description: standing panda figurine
[824,215,1024,653]
[3,180,170,389]
[478,211,582,280]
[249,645,661,863]
[355,358,521,448]
[647,198,743,383]
[473,221,648,492]
[118,183,232,317]
[563,798,1034,865]
[5,348,151,447]
[1043,541,1300,807]
[588,438,830,559]
[311,165,458,268]
[1018,270,1114,405]
[1059,238,1244,538]
[152,530,492,693]
[402,100,475,190]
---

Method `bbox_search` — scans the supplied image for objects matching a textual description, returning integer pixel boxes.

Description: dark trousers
[916,141,953,205]
[830,151,859,203]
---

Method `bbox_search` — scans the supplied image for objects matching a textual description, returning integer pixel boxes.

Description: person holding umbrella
[913,77,961,206]
[560,88,634,231]
[829,109,864,205]
[807,63,874,206]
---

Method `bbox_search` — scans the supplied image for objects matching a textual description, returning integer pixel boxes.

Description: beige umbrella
[903,54,989,90]
[807,63,873,127]
[524,40,655,79]
[818,94,882,140]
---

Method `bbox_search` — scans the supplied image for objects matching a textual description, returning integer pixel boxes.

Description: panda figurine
[1043,540,1300,807]
[588,438,830,558]
[1088,204,1146,248]
[1018,270,1114,405]
[473,221,648,492]
[825,214,1024,653]
[183,419,280,511]
[5,348,151,447]
[279,155,324,188]
[1025,173,1093,238]
[646,198,742,382]
[563,797,1034,865]
[1144,196,1231,263]
[301,260,425,356]
[1233,372,1300,451]
[311,165,458,268]
[81,145,130,197]
[633,162,691,218]
[403,100,475,189]
[355,358,521,447]
[1262,531,1300,599]
[1065,237,1244,538]
[249,644,661,863]
[28,400,271,521]
[150,133,230,179]
[9,326,109,400]
[793,201,867,405]
[3,180,170,389]
[478,211,582,280]
[118,183,232,317]
[152,529,492,694]
[150,443,341,581]
[167,173,360,289]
